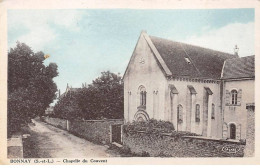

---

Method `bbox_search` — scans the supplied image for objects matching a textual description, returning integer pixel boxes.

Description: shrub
[124,119,175,135]
[123,119,200,137]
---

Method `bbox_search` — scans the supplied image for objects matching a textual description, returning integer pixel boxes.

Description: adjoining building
[123,31,255,140]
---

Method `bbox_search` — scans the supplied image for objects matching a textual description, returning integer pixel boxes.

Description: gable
[123,32,169,80]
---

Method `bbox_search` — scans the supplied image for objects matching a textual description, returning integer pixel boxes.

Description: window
[140,91,146,106]
[195,104,200,122]
[229,123,236,139]
[231,90,238,105]
[211,104,215,119]
[138,86,146,108]
[177,104,183,123]
[184,57,191,64]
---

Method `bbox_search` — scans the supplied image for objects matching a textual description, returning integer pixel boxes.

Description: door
[230,123,236,139]
[111,124,122,144]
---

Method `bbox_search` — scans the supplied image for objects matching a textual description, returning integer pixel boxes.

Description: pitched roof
[149,35,237,79]
[222,55,255,79]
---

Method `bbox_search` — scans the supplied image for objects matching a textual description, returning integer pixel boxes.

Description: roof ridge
[225,55,255,60]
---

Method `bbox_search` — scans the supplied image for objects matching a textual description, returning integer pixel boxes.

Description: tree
[78,71,124,119]
[53,89,83,119]
[8,42,58,136]
[53,71,123,120]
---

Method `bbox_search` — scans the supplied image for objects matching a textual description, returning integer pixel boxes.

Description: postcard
[0,0,259,165]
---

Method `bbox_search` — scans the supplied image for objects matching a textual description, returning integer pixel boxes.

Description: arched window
[139,86,146,107]
[177,104,183,123]
[229,123,236,139]
[195,104,200,122]
[211,103,215,119]
[231,89,238,105]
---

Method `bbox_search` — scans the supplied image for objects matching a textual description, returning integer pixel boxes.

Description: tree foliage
[53,89,83,119]
[8,42,58,136]
[53,71,123,120]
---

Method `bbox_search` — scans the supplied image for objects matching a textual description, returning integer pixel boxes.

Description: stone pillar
[182,105,187,132]
[244,104,255,157]
[153,91,156,119]
[121,125,124,145]
[172,94,178,131]
[127,91,132,123]
[109,125,112,143]
[66,120,70,131]
[169,84,179,131]
[186,93,192,132]
[129,92,131,122]
[222,122,228,139]
[190,94,196,133]
[207,95,213,137]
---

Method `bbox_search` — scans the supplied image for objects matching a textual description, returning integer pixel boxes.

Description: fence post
[66,120,70,131]
[121,125,123,144]
[110,125,112,143]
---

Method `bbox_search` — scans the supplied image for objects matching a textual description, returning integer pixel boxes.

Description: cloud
[8,10,84,51]
[181,22,254,57]
[17,26,57,52]
[52,10,84,32]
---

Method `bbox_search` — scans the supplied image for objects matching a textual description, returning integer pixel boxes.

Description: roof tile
[222,55,255,79]
[149,36,237,79]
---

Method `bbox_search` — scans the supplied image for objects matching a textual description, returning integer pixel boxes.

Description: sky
[8,9,255,101]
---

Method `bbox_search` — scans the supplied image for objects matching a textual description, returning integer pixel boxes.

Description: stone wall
[43,117,67,130]
[244,105,255,157]
[7,134,23,158]
[69,119,123,144]
[123,131,245,157]
[42,117,123,145]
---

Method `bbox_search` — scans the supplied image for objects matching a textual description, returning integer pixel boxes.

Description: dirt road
[23,119,116,158]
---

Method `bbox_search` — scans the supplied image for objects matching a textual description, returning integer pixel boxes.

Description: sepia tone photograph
[0,0,259,165]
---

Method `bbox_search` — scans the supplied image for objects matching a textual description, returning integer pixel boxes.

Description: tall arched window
[211,103,215,119]
[195,104,200,122]
[229,123,236,139]
[231,89,238,105]
[139,86,146,107]
[177,104,183,123]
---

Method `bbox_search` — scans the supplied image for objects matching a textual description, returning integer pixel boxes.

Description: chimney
[234,45,239,57]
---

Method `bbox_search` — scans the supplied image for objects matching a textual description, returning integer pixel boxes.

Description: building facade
[123,31,255,140]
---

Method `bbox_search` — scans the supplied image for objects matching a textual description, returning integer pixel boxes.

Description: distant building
[123,31,255,140]
[45,106,54,115]
[59,83,86,99]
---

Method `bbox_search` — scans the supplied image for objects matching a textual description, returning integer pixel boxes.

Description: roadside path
[24,119,115,158]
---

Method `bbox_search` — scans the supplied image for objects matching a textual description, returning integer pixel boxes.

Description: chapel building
[123,31,255,140]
